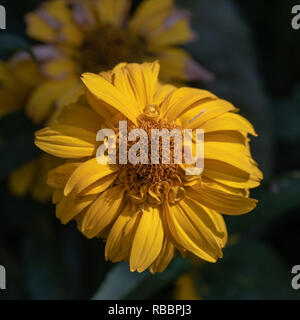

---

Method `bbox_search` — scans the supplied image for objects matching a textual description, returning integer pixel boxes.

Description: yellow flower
[25,0,214,124]
[0,56,40,118]
[35,61,262,273]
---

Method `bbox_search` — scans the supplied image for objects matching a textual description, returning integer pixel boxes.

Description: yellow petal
[80,172,119,196]
[86,90,118,126]
[121,211,142,261]
[153,47,214,82]
[0,58,40,118]
[178,199,223,256]
[129,0,173,36]
[204,159,261,189]
[150,47,189,82]
[56,192,97,224]
[94,0,131,27]
[11,55,41,87]
[201,177,249,198]
[26,78,77,125]
[26,12,56,42]
[207,211,227,249]
[154,46,214,82]
[113,62,160,112]
[149,237,175,273]
[9,155,61,202]
[99,70,114,83]
[39,0,83,46]
[52,188,64,204]
[201,112,257,136]
[54,102,103,133]
[9,160,37,197]
[164,202,218,262]
[160,87,217,122]
[79,185,125,239]
[105,202,133,262]
[35,125,97,158]
[183,196,227,249]
[130,206,164,272]
[47,162,82,188]
[64,158,117,196]
[205,130,247,148]
[204,136,263,177]
[187,184,257,215]
[30,154,62,203]
[81,72,139,125]
[179,99,236,129]
[153,83,176,105]
[42,58,79,80]
[54,81,85,111]
[149,17,195,46]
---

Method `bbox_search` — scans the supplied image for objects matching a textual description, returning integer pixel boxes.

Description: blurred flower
[0,56,40,118]
[24,0,214,124]
[9,153,63,203]
[174,272,200,300]
[35,61,262,273]
[0,54,63,202]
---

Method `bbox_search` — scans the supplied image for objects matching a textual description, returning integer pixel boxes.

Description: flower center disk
[79,26,147,73]
[115,108,185,205]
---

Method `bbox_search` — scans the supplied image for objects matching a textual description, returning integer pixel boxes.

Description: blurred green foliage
[196,239,296,299]
[0,0,300,300]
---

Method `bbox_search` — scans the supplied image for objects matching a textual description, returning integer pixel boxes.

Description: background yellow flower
[0,55,40,118]
[25,0,214,124]
[0,53,64,201]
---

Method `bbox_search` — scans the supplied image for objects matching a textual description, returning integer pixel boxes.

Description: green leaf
[196,240,298,299]
[92,256,190,300]
[226,172,300,234]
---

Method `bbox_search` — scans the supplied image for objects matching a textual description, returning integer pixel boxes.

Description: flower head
[25,0,214,124]
[35,61,262,273]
